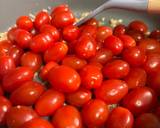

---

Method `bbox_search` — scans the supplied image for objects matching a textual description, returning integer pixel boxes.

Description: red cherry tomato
[122,87,157,116]
[150,29,160,41]
[95,79,128,104]
[123,46,146,67]
[0,40,13,57]
[51,4,69,16]
[10,81,45,106]
[75,35,97,59]
[113,24,126,36]
[48,65,81,93]
[89,48,113,65]
[21,52,42,72]
[103,60,130,79]
[96,26,113,43]
[0,56,16,79]
[79,65,103,89]
[20,118,54,128]
[89,61,103,71]
[106,107,134,128]
[80,25,97,38]
[6,106,38,128]
[0,96,12,126]
[16,16,33,31]
[40,24,60,42]
[104,35,123,55]
[129,20,148,33]
[134,113,160,128]
[2,67,34,93]
[63,25,80,42]
[0,86,3,96]
[66,88,92,107]
[124,68,147,89]
[35,89,65,116]
[85,18,99,27]
[30,32,54,53]
[62,55,87,70]
[81,99,109,127]
[34,11,50,30]
[7,27,18,42]
[44,42,68,63]
[127,30,144,42]
[39,61,59,81]
[52,105,82,128]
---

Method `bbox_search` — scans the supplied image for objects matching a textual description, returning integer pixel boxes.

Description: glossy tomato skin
[48,65,81,93]
[85,18,99,27]
[0,56,16,79]
[122,87,157,116]
[0,96,12,126]
[113,24,126,36]
[40,24,60,42]
[80,65,103,89]
[103,60,130,79]
[150,29,160,41]
[6,106,38,128]
[52,105,82,128]
[127,30,144,42]
[21,52,42,72]
[39,61,59,81]
[95,79,128,104]
[89,62,103,71]
[34,11,50,30]
[124,68,147,89]
[16,16,33,31]
[19,118,54,128]
[35,89,65,116]
[62,55,87,70]
[2,67,34,93]
[80,25,97,38]
[66,88,92,107]
[134,113,160,128]
[106,107,134,128]
[104,35,123,55]
[51,4,69,15]
[10,81,45,106]
[122,46,146,67]
[44,42,68,63]
[82,99,109,127]
[7,27,18,42]
[0,40,13,57]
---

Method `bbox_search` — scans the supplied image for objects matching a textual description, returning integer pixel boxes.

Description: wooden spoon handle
[148,0,160,14]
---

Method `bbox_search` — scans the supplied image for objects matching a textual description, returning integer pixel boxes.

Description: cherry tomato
[6,106,38,128]
[81,99,109,127]
[113,24,126,36]
[127,30,144,42]
[20,118,54,128]
[80,25,97,38]
[16,16,33,31]
[2,67,34,93]
[7,27,18,42]
[118,34,136,48]
[52,105,82,128]
[106,107,134,128]
[0,96,12,126]
[104,35,123,55]
[66,88,92,107]
[39,61,59,81]
[0,40,13,57]
[75,35,97,59]
[40,24,60,42]
[51,4,69,16]
[89,61,103,71]
[122,87,157,116]
[138,38,160,54]
[85,18,99,27]
[48,65,81,93]
[35,89,65,116]
[95,79,128,104]
[103,60,130,79]
[134,113,160,128]
[89,48,113,65]
[80,65,103,89]
[30,32,54,53]
[34,11,50,30]
[62,55,87,70]
[0,86,3,96]
[143,53,160,74]
[0,56,16,79]
[63,25,80,42]
[96,26,113,43]
[124,68,147,89]
[44,42,68,63]
[150,29,160,41]
[10,81,45,106]
[122,46,146,67]
[9,45,24,66]
[129,20,148,33]
[21,52,42,72]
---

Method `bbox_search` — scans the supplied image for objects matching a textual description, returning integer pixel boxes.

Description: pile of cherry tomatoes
[0,4,160,128]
